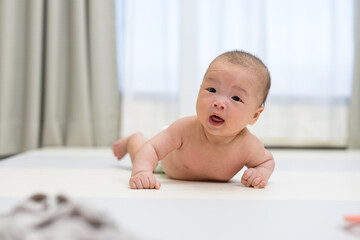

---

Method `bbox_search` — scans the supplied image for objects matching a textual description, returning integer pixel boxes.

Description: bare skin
[113,59,275,189]
[344,214,360,224]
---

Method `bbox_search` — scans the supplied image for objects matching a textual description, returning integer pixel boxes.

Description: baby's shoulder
[239,128,265,152]
[166,116,197,135]
[170,116,197,128]
[240,129,272,166]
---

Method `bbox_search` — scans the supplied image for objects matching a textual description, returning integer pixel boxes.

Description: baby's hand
[129,171,161,189]
[241,168,267,189]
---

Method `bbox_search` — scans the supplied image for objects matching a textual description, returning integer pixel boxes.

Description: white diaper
[153,160,165,174]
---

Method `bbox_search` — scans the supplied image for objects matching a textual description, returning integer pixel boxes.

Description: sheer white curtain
[119,0,181,138]
[117,0,354,147]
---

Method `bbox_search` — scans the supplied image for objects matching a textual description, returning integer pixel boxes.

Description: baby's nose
[213,100,226,110]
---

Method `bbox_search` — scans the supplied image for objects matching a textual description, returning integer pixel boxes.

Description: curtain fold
[349,0,360,149]
[0,0,120,156]
[88,0,120,146]
[0,0,44,155]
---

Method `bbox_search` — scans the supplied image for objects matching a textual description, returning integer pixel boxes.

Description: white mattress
[0,148,360,240]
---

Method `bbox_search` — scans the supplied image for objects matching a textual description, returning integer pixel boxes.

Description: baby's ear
[249,106,264,125]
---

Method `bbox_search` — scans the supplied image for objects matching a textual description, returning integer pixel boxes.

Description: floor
[0,148,359,240]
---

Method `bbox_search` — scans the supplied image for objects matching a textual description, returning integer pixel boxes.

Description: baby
[113,50,275,189]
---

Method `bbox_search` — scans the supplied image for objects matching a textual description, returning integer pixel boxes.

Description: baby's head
[196,50,271,136]
[205,50,271,107]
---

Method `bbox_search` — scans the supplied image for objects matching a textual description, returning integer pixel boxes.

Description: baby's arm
[129,121,183,189]
[241,138,275,188]
[129,143,161,189]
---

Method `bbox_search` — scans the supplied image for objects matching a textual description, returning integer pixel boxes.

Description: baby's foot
[112,136,130,160]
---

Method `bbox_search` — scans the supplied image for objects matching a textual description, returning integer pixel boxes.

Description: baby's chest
[176,145,246,179]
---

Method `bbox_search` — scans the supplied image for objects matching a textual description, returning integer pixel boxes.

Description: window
[116,0,354,146]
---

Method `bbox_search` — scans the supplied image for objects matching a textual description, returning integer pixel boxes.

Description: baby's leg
[112,133,145,162]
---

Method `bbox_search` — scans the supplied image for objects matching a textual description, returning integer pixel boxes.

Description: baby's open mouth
[209,115,224,126]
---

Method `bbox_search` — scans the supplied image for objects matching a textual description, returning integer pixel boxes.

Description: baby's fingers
[142,176,150,188]
[129,174,161,189]
[251,176,263,187]
[241,168,256,186]
[129,179,138,189]
[252,177,266,189]
[133,178,144,189]
[241,177,250,187]
[241,169,267,188]
[129,175,144,189]
[147,175,158,189]
[149,175,161,190]
[243,168,255,180]
[253,180,266,189]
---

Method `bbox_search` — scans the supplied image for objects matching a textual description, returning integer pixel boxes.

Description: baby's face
[196,60,264,137]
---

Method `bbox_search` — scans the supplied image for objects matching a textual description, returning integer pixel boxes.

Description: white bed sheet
[0,148,359,240]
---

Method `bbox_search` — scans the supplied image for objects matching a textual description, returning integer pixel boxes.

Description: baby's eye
[207,87,216,93]
[232,96,242,102]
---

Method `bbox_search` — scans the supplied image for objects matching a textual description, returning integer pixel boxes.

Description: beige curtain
[349,0,360,149]
[0,0,120,156]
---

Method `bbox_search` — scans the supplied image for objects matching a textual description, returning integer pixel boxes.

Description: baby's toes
[112,143,118,156]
